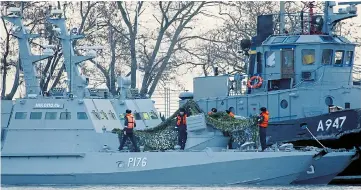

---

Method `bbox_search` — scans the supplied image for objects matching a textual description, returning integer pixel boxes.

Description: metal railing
[152,88,183,119]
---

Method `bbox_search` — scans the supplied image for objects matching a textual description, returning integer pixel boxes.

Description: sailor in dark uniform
[118,109,139,152]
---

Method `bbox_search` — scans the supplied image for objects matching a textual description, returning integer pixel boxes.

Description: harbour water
[2,185,361,190]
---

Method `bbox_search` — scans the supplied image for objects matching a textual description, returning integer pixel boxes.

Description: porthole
[280,99,288,109]
[325,96,333,106]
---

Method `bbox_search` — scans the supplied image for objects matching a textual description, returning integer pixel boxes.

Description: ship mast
[46,9,101,99]
[322,1,361,34]
[2,7,54,98]
[279,1,285,34]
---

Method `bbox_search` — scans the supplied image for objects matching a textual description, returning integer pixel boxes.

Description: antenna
[279,1,285,34]
[322,1,361,34]
[47,9,102,98]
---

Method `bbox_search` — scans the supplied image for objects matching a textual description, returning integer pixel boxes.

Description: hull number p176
[128,157,147,167]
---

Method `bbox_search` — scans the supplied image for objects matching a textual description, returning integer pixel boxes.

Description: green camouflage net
[112,100,259,151]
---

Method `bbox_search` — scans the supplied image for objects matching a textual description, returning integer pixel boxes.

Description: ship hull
[267,108,361,147]
[1,151,315,185]
[292,151,356,184]
[267,108,361,181]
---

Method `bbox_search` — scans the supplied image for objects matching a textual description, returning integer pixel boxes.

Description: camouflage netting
[112,100,259,151]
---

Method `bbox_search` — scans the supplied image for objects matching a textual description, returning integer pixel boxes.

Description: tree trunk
[5,59,21,100]
[43,52,62,91]
[1,17,10,99]
[109,26,117,95]
[50,64,65,90]
[130,33,137,89]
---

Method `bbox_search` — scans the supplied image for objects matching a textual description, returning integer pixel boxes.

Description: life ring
[247,76,263,89]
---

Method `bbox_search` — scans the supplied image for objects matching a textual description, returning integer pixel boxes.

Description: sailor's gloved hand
[257,116,264,124]
[123,131,126,135]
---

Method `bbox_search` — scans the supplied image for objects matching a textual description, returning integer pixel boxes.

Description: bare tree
[183,1,325,76]
[116,1,209,97]
[84,1,132,95]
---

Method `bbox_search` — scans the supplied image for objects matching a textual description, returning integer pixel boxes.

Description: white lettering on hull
[34,103,63,109]
[317,116,346,132]
[128,157,147,167]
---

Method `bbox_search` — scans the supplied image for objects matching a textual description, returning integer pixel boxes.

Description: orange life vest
[229,112,235,118]
[177,114,187,126]
[126,114,135,129]
[259,111,269,128]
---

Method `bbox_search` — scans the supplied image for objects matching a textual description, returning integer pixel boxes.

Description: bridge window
[320,36,335,42]
[100,111,109,120]
[91,111,101,120]
[345,51,353,66]
[77,112,88,120]
[30,112,42,120]
[256,52,263,73]
[60,112,71,120]
[281,49,294,66]
[272,37,287,44]
[321,49,333,65]
[45,112,57,120]
[149,111,158,119]
[302,49,315,65]
[265,51,276,67]
[134,112,142,120]
[285,36,299,43]
[108,111,117,120]
[334,50,344,66]
[15,112,27,119]
[141,112,150,120]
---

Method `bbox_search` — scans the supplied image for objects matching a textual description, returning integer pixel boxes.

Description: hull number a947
[128,157,147,167]
[316,116,346,132]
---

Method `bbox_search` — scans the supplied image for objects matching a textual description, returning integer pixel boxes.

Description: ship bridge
[251,34,356,92]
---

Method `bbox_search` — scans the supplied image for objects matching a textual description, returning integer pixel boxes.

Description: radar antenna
[323,1,361,34]
[46,8,103,99]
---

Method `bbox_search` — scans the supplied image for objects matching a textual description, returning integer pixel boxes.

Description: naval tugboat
[179,1,361,182]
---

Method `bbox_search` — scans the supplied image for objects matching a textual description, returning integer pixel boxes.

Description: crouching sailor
[118,109,140,152]
[176,108,188,150]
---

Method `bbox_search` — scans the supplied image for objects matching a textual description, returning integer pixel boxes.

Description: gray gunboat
[1,150,320,185]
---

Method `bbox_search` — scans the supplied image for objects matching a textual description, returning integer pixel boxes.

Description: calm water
[2,185,361,190]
